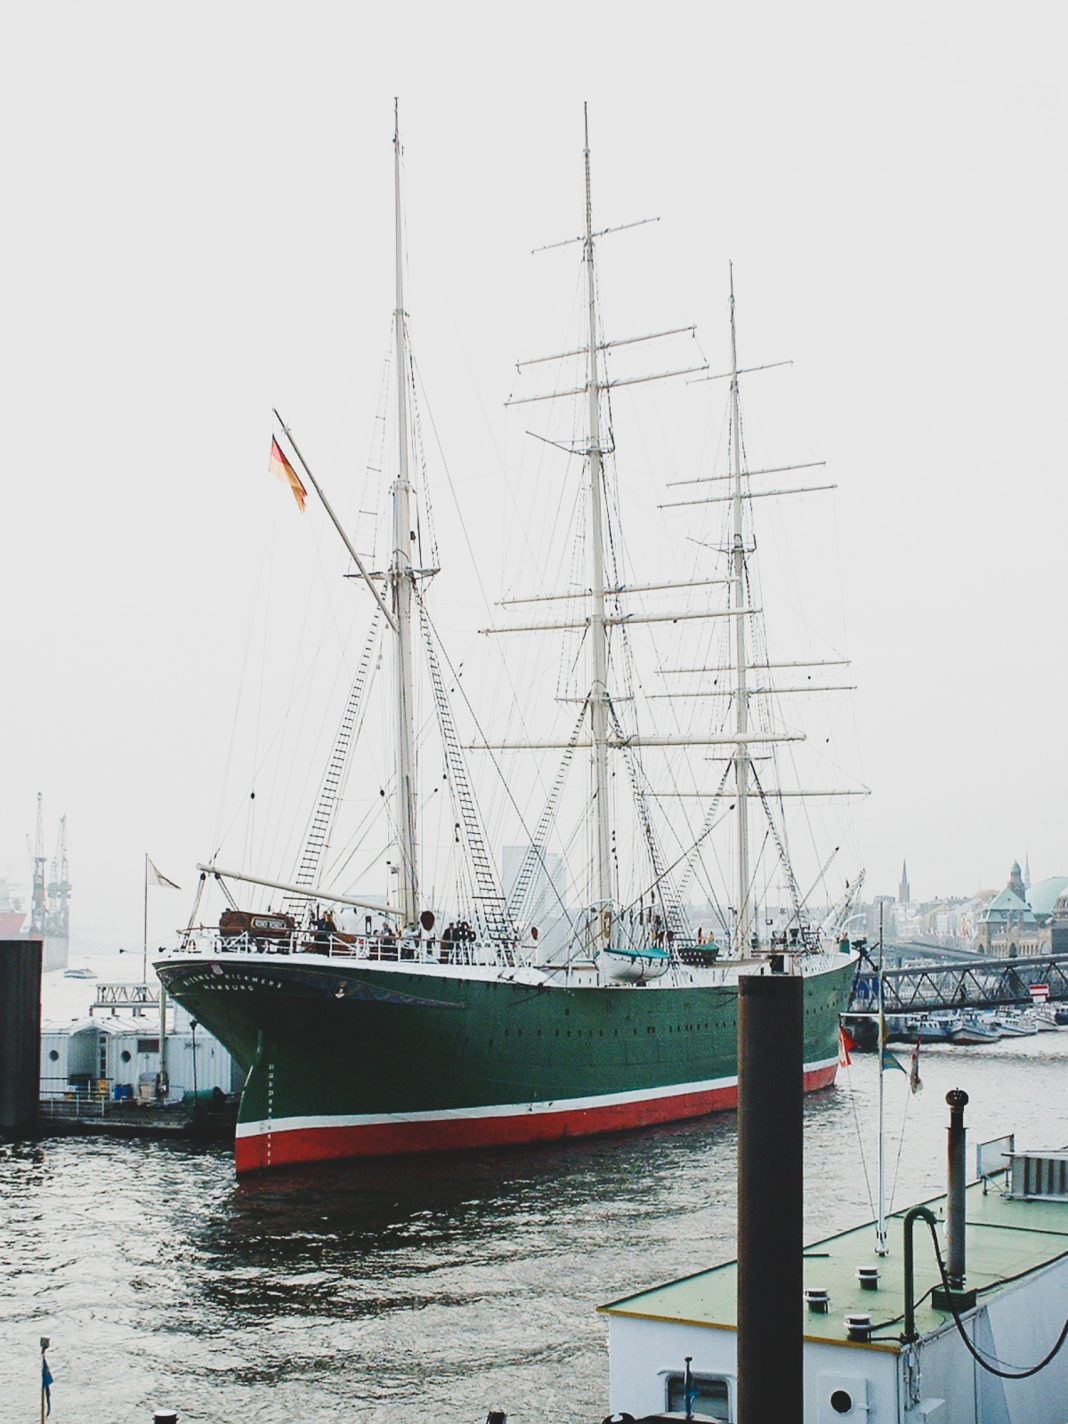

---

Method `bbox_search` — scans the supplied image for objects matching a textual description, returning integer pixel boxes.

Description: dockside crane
[30,793,48,935]
[48,814,70,937]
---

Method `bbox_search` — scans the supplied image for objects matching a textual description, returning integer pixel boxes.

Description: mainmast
[582,105,614,951]
[391,99,419,927]
[728,270,752,955]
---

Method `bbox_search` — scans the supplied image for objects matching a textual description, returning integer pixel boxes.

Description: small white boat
[900,1014,958,1042]
[1031,1007,1062,1032]
[600,945,671,983]
[950,1014,1001,1045]
[994,1012,1039,1037]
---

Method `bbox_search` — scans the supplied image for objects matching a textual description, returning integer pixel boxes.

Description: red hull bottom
[234,1063,838,1174]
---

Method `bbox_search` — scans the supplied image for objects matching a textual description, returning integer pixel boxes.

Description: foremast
[582,105,614,953]
[391,99,419,927]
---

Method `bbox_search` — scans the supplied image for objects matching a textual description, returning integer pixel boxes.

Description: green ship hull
[157,950,854,1174]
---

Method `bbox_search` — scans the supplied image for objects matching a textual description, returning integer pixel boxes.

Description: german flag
[268,435,307,512]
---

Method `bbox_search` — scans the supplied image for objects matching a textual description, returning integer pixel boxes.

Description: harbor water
[3,1034,1067,1422]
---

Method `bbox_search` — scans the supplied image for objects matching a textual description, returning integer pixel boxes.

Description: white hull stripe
[236,1055,839,1139]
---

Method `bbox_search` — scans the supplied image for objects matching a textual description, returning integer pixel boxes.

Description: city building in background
[975,861,1068,956]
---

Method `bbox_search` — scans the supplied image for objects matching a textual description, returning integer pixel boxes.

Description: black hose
[921,1215,1068,1379]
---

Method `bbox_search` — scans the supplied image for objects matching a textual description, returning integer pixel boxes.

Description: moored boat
[950,1014,1002,1045]
[994,1011,1039,1037]
[894,1013,959,1043]
[157,109,859,1174]
[1031,1006,1062,1032]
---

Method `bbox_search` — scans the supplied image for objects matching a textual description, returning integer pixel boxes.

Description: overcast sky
[3,2,1066,951]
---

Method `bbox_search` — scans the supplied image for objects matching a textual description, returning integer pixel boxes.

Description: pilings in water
[737,971,803,1424]
[0,938,42,1133]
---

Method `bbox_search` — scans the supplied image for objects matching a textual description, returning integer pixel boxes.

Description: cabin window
[137,1038,160,1054]
[121,1050,132,1063]
[666,1372,730,1420]
[48,1049,59,1062]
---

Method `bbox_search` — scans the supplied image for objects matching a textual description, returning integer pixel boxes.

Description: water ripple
[3,1035,1067,1421]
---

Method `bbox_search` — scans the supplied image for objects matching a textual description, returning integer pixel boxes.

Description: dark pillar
[0,939,42,1133]
[737,972,803,1424]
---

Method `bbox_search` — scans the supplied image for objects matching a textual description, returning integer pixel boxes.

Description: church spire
[898,860,910,905]
[1008,859,1026,902]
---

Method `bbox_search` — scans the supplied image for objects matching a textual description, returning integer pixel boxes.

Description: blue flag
[881,1045,907,1075]
[41,1354,53,1416]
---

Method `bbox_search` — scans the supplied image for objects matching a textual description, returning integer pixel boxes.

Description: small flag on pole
[838,1025,854,1067]
[269,435,308,512]
[909,1040,923,1094]
[881,1045,907,1075]
[40,1340,53,1417]
[147,859,180,890]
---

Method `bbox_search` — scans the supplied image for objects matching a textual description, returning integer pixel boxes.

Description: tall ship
[157,109,860,1175]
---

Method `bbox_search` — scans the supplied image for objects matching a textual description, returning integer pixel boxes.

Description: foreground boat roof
[599,1170,1068,1351]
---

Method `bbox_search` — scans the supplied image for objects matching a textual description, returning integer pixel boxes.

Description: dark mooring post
[737,972,803,1424]
[0,939,42,1134]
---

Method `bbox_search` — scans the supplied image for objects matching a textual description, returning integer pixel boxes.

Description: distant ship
[158,108,860,1175]
[0,879,26,938]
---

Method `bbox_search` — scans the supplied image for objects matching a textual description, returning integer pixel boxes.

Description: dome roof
[1026,875,1068,918]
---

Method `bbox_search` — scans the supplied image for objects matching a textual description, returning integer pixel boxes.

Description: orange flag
[268,436,307,512]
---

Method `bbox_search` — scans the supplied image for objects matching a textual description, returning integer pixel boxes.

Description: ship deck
[157,945,852,991]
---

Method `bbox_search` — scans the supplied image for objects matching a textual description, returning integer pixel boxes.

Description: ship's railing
[177,928,519,969]
[38,1076,158,1117]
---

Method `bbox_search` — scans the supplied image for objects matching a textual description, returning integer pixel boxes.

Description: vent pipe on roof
[945,1089,969,1290]
[931,1088,977,1314]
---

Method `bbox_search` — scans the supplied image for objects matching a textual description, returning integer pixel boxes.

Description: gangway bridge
[848,952,1068,1014]
[880,939,987,965]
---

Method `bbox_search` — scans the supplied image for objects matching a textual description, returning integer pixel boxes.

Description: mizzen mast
[582,104,614,951]
[391,98,419,926]
[728,267,752,955]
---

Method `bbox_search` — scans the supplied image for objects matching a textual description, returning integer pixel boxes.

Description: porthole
[121,1050,132,1063]
[48,1049,59,1062]
[830,1389,853,1414]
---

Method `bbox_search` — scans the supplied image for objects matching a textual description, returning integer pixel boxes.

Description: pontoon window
[666,1372,731,1420]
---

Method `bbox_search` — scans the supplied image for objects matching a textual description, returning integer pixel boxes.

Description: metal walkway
[881,939,987,965]
[849,952,1068,1013]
